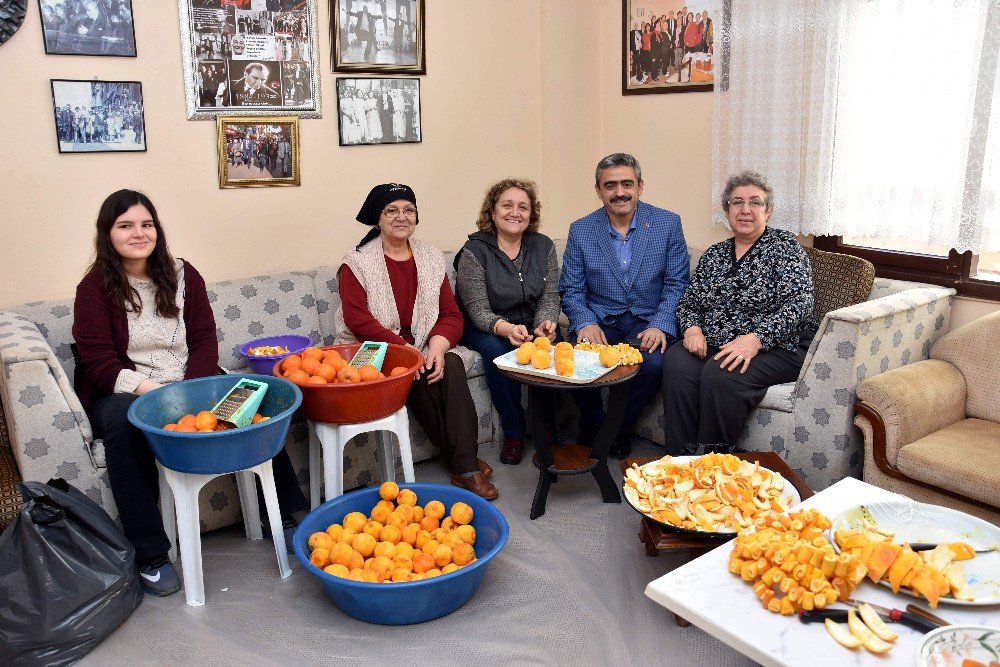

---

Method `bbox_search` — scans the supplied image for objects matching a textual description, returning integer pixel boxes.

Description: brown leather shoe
[499,437,524,465]
[477,458,493,479]
[450,471,499,500]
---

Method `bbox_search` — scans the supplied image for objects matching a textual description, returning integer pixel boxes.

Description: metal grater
[348,341,388,371]
[211,379,268,429]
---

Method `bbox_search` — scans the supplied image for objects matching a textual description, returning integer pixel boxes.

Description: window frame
[813,236,1000,301]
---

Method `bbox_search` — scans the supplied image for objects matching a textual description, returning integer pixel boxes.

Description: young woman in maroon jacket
[73,189,307,596]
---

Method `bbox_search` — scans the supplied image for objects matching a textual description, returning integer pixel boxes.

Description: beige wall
[2,0,996,327]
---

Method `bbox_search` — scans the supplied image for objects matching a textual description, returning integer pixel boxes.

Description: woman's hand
[533,320,557,342]
[713,333,762,373]
[682,326,707,359]
[134,379,163,396]
[422,335,450,384]
[496,320,531,346]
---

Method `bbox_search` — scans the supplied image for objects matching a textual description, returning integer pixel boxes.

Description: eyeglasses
[383,206,417,218]
[728,197,767,209]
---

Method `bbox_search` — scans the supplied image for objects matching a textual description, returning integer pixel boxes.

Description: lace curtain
[712,0,1000,255]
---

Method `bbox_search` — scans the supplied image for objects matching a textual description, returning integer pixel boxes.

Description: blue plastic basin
[294,483,509,625]
[239,334,313,375]
[127,374,301,474]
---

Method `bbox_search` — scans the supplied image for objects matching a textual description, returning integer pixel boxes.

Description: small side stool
[158,460,291,607]
[308,406,415,506]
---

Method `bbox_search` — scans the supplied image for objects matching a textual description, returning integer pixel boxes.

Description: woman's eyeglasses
[383,206,417,218]
[727,197,767,209]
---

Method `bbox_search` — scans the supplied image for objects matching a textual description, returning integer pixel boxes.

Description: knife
[905,603,951,628]
[799,603,940,633]
[906,542,998,554]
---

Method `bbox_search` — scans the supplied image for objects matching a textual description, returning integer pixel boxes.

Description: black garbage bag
[0,479,143,666]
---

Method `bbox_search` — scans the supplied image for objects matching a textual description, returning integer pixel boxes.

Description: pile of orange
[514,337,574,377]
[306,482,478,583]
[162,410,267,432]
[278,346,410,386]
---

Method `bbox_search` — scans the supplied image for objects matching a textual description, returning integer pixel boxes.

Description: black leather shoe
[609,433,632,460]
[499,437,524,465]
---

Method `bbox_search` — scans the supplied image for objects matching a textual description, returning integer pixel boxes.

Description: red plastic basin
[273,344,423,424]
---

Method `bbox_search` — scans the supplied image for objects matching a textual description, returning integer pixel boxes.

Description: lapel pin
[644,223,649,228]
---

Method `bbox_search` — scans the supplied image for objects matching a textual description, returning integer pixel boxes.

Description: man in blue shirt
[560,153,689,458]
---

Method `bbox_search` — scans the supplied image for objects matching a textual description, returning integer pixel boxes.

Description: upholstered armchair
[854,310,1000,525]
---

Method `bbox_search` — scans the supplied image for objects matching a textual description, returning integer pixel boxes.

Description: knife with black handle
[798,608,940,633]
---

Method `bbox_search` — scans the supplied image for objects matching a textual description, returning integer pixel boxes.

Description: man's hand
[713,333,763,374]
[498,321,531,346]
[421,335,451,384]
[682,326,707,359]
[533,319,557,342]
[636,327,668,353]
[576,324,608,346]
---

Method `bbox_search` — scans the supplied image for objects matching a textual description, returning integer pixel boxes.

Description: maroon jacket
[72,260,219,410]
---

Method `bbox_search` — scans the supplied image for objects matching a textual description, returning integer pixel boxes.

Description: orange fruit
[281,354,302,373]
[327,355,347,372]
[323,349,345,365]
[163,423,178,431]
[252,413,265,424]
[379,481,399,501]
[554,342,574,359]
[302,346,324,361]
[450,501,474,525]
[194,410,218,431]
[452,543,476,566]
[358,364,380,381]
[306,375,326,384]
[555,357,575,377]
[424,500,446,520]
[286,369,310,384]
[390,366,409,376]
[175,423,197,433]
[534,335,551,351]
[531,350,552,369]
[299,356,320,376]
[178,414,197,429]
[599,347,620,368]
[315,363,337,382]
[337,366,361,383]
[515,342,536,365]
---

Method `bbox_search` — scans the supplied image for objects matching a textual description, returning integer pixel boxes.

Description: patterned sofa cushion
[10,299,78,382]
[804,247,876,319]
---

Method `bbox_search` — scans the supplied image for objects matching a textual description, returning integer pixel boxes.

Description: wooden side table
[499,364,639,519]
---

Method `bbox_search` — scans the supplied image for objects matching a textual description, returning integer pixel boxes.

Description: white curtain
[713,0,1000,255]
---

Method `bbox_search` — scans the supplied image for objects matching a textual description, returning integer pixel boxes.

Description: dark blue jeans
[460,324,528,439]
[570,312,673,436]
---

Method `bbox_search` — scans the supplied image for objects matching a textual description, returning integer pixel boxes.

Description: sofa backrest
[931,309,1000,423]
[803,246,876,319]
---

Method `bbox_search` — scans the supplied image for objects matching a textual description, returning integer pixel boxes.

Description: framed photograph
[331,0,424,74]
[336,77,420,146]
[217,115,300,188]
[622,0,721,95]
[180,0,322,120]
[50,79,146,153]
[38,0,137,56]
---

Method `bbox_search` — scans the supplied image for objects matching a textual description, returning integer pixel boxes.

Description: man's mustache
[611,195,632,204]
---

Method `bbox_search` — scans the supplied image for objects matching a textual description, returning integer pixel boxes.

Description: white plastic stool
[308,406,415,506]
[158,460,292,607]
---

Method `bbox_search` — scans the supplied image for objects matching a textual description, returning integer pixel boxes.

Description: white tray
[493,349,620,384]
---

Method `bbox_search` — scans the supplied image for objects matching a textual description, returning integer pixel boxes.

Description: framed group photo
[38,0,137,56]
[180,0,322,120]
[331,0,424,74]
[217,115,300,188]
[50,79,146,153]
[622,0,720,95]
[336,77,420,146]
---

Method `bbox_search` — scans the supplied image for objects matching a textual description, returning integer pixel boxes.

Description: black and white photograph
[38,0,137,57]
[181,0,321,119]
[332,0,424,74]
[336,77,420,146]
[50,79,146,153]
[217,115,300,188]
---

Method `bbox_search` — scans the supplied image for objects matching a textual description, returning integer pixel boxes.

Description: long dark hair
[89,189,180,318]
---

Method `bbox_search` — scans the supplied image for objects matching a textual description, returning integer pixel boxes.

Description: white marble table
[644,477,1000,666]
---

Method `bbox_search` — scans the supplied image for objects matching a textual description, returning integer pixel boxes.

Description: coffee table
[643,477,1000,666]
[623,452,813,559]
[498,363,638,519]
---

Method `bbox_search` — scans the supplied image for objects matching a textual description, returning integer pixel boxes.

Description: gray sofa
[0,256,495,532]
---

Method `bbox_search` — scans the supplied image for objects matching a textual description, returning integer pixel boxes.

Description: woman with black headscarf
[334,184,498,500]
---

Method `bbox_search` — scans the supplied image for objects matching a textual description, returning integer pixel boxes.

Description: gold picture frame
[217,115,300,188]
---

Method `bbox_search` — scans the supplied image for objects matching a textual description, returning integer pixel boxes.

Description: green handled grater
[348,341,388,371]
[211,379,268,429]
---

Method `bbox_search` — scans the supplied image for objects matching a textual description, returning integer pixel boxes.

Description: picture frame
[50,79,146,153]
[38,0,137,57]
[622,0,720,95]
[217,115,300,188]
[331,0,425,75]
[335,77,420,146]
[179,0,322,120]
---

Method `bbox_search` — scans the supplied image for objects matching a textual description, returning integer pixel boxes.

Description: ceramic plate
[622,455,801,540]
[917,625,1000,667]
[493,349,619,384]
[830,501,1000,605]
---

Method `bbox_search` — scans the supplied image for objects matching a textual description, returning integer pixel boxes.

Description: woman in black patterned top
[662,171,818,454]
